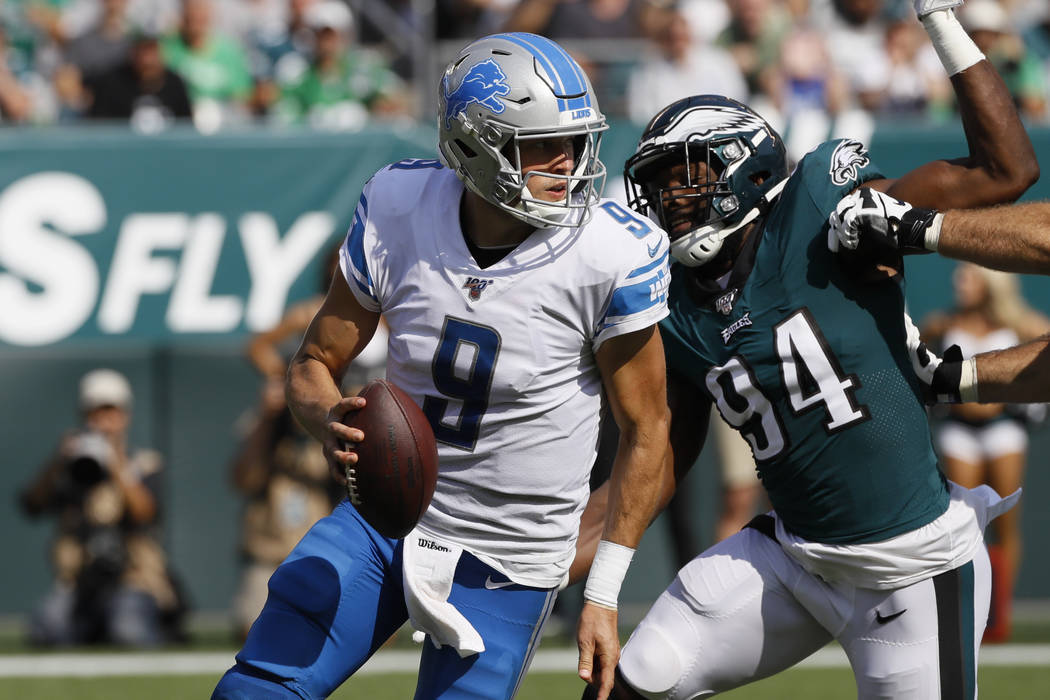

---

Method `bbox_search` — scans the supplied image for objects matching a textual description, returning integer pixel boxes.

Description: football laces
[345,464,362,506]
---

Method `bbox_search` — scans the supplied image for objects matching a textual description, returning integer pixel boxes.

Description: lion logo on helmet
[829,140,870,186]
[442,59,511,130]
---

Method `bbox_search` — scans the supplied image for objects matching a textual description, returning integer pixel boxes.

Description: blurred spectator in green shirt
[274,0,408,129]
[162,0,253,129]
[960,0,1047,122]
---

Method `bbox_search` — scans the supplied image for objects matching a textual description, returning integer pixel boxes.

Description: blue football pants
[212,501,558,699]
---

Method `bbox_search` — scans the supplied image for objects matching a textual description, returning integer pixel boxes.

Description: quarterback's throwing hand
[577,602,620,700]
[828,188,941,254]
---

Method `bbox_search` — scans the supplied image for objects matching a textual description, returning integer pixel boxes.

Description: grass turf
[2,667,1047,700]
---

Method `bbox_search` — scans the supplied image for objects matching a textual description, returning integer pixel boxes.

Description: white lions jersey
[340,160,670,587]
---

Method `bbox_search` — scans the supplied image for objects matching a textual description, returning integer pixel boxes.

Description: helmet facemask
[627,137,778,267]
[457,119,607,229]
[499,125,609,227]
[627,140,733,237]
[624,95,789,268]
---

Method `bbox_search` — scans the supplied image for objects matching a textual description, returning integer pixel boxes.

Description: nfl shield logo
[464,277,493,301]
[715,289,737,315]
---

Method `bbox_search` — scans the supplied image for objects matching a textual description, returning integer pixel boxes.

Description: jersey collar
[684,217,765,312]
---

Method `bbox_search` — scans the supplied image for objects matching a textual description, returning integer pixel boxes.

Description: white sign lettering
[0,172,336,346]
[0,173,105,345]
[240,211,334,331]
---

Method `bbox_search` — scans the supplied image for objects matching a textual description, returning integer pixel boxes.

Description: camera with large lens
[66,431,115,488]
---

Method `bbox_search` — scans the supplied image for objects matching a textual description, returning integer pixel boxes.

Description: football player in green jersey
[828,186,1050,405]
[579,3,1039,699]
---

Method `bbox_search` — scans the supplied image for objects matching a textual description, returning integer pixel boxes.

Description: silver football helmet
[438,33,608,229]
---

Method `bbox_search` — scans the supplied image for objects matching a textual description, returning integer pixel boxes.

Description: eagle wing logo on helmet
[829,140,870,186]
[657,106,768,143]
[442,59,511,130]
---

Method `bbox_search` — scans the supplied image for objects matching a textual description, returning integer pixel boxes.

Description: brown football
[343,379,438,538]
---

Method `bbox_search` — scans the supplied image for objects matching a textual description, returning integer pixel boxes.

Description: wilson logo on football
[463,277,494,301]
[418,538,450,553]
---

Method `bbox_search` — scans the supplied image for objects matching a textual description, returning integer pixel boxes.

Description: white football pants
[619,521,990,699]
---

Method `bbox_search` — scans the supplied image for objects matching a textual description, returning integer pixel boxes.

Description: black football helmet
[625,95,789,267]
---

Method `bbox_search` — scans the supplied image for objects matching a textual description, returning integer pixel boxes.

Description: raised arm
[577,325,671,699]
[287,273,381,483]
[865,10,1038,208]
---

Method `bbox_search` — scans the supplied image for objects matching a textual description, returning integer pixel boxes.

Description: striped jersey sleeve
[338,188,380,312]
[593,201,671,350]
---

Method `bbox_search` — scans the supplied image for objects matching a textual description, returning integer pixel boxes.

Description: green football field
[3,614,1048,699]
[2,667,1048,700]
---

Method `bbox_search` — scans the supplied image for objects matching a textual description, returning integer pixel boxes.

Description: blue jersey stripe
[604,269,668,326]
[493,33,587,112]
[345,193,376,300]
[627,251,669,279]
[351,275,374,299]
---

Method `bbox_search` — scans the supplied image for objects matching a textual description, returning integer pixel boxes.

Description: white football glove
[914,0,963,19]
[828,188,942,254]
[904,311,969,404]
[904,312,941,386]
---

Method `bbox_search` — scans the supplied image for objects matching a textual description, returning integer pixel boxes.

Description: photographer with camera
[19,368,185,647]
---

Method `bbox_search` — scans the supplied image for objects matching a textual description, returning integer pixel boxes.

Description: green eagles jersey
[661,139,949,544]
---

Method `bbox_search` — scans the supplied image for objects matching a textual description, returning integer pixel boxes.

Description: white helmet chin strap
[669,178,789,267]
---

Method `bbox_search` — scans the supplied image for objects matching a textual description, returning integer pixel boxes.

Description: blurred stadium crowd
[1,0,1048,135]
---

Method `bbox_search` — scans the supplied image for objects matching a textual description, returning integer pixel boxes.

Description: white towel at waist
[402,528,485,658]
[776,482,1021,590]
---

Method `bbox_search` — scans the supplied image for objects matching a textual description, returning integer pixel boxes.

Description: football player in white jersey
[213,33,672,700]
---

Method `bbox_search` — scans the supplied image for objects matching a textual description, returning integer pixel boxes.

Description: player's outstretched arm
[287,273,381,484]
[865,9,1037,209]
[936,204,1050,274]
[974,336,1050,402]
[830,189,1050,274]
[931,334,1050,403]
[578,325,671,700]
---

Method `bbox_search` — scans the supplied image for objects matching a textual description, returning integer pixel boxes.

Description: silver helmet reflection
[438,33,608,229]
